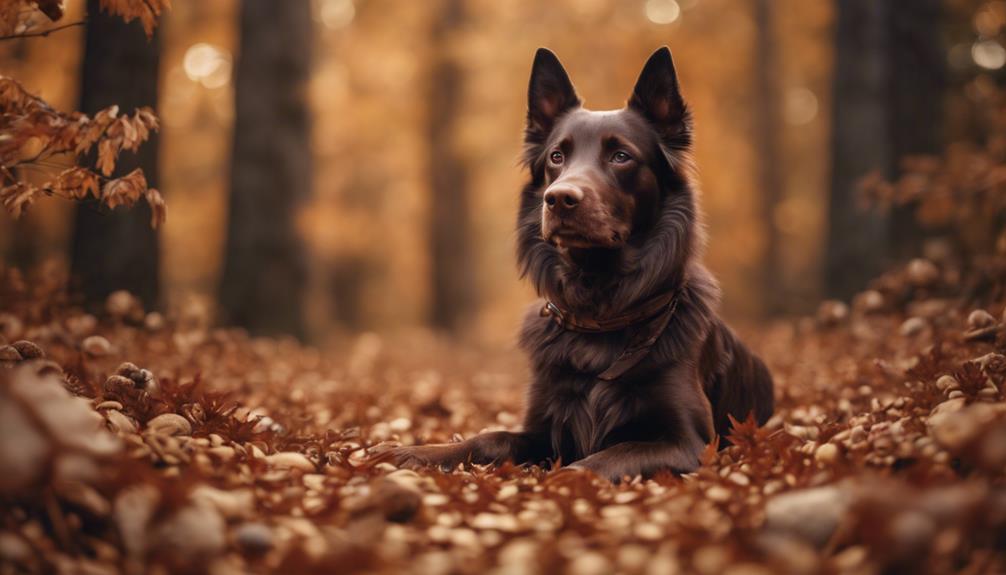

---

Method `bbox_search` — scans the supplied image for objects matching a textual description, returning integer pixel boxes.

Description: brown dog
[389,47,774,481]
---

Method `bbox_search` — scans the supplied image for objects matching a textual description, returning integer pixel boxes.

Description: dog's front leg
[385,430,550,471]
[567,439,705,482]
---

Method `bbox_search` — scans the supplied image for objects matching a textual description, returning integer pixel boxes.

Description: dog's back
[700,319,775,439]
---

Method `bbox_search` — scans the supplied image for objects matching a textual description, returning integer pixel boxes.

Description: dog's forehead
[551,108,655,147]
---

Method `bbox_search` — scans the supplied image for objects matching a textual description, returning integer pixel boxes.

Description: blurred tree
[826,0,945,299]
[427,0,474,332]
[218,0,311,338]
[754,0,784,315]
[887,0,945,258]
[71,0,161,309]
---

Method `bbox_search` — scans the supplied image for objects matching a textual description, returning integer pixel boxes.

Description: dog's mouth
[546,226,625,249]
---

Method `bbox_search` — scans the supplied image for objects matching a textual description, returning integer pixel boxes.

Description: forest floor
[1,260,1006,575]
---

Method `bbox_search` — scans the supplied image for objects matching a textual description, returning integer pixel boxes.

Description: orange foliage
[0,0,167,227]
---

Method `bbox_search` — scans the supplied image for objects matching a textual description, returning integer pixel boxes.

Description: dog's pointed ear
[628,47,691,148]
[526,48,580,144]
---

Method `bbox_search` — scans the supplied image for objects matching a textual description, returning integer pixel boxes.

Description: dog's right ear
[525,48,580,146]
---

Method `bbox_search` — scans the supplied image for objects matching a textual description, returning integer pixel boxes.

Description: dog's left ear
[629,47,691,149]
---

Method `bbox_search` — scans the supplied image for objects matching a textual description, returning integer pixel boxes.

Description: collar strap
[540,288,678,333]
[540,289,681,381]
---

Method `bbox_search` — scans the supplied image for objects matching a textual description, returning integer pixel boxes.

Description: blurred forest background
[0,0,1001,345]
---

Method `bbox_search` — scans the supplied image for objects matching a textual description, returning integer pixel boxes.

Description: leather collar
[540,288,680,381]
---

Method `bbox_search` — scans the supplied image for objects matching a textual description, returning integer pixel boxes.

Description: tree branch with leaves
[0,0,169,227]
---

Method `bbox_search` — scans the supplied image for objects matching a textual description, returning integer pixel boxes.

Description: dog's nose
[544,186,582,212]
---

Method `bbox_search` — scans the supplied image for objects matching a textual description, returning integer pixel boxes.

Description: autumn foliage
[0,0,168,227]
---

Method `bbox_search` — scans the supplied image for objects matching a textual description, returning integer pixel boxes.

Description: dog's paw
[382,444,457,471]
[565,459,632,483]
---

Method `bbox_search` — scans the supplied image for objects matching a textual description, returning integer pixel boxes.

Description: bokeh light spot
[784,87,818,126]
[645,0,681,25]
[972,39,1006,69]
[318,0,355,30]
[182,43,232,89]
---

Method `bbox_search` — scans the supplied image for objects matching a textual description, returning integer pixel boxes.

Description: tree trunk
[887,0,945,259]
[826,0,945,299]
[754,0,784,316]
[218,0,312,338]
[71,0,161,309]
[825,0,892,300]
[427,0,474,332]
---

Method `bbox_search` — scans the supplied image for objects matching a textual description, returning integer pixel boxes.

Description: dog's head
[523,47,693,251]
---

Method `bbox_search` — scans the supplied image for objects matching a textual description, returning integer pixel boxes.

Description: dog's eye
[611,151,632,164]
[549,151,564,165]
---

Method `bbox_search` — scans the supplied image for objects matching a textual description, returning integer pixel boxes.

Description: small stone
[81,335,112,357]
[368,478,422,523]
[616,544,650,573]
[10,341,43,360]
[692,545,729,575]
[105,410,138,434]
[634,522,664,541]
[388,417,412,432]
[265,451,315,472]
[65,314,97,337]
[931,397,968,418]
[146,413,192,436]
[764,485,851,548]
[853,290,885,314]
[967,309,997,331]
[816,300,849,326]
[706,485,731,502]
[936,375,959,392]
[153,504,226,558]
[106,290,141,320]
[144,312,165,331]
[906,258,939,287]
[815,443,839,465]
[568,551,612,575]
[0,345,21,362]
[191,485,254,519]
[899,317,928,337]
[728,472,750,486]
[234,522,273,555]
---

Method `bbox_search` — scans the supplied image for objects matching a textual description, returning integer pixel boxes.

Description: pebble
[265,451,315,472]
[146,413,192,436]
[0,345,20,362]
[10,340,43,359]
[935,375,959,392]
[706,485,731,502]
[764,485,850,548]
[191,485,254,519]
[906,258,939,286]
[234,522,273,554]
[388,417,412,432]
[567,551,612,575]
[930,397,967,417]
[899,317,928,337]
[105,410,138,434]
[814,443,839,465]
[154,504,226,557]
[81,335,112,357]
[727,472,750,486]
[967,309,996,330]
